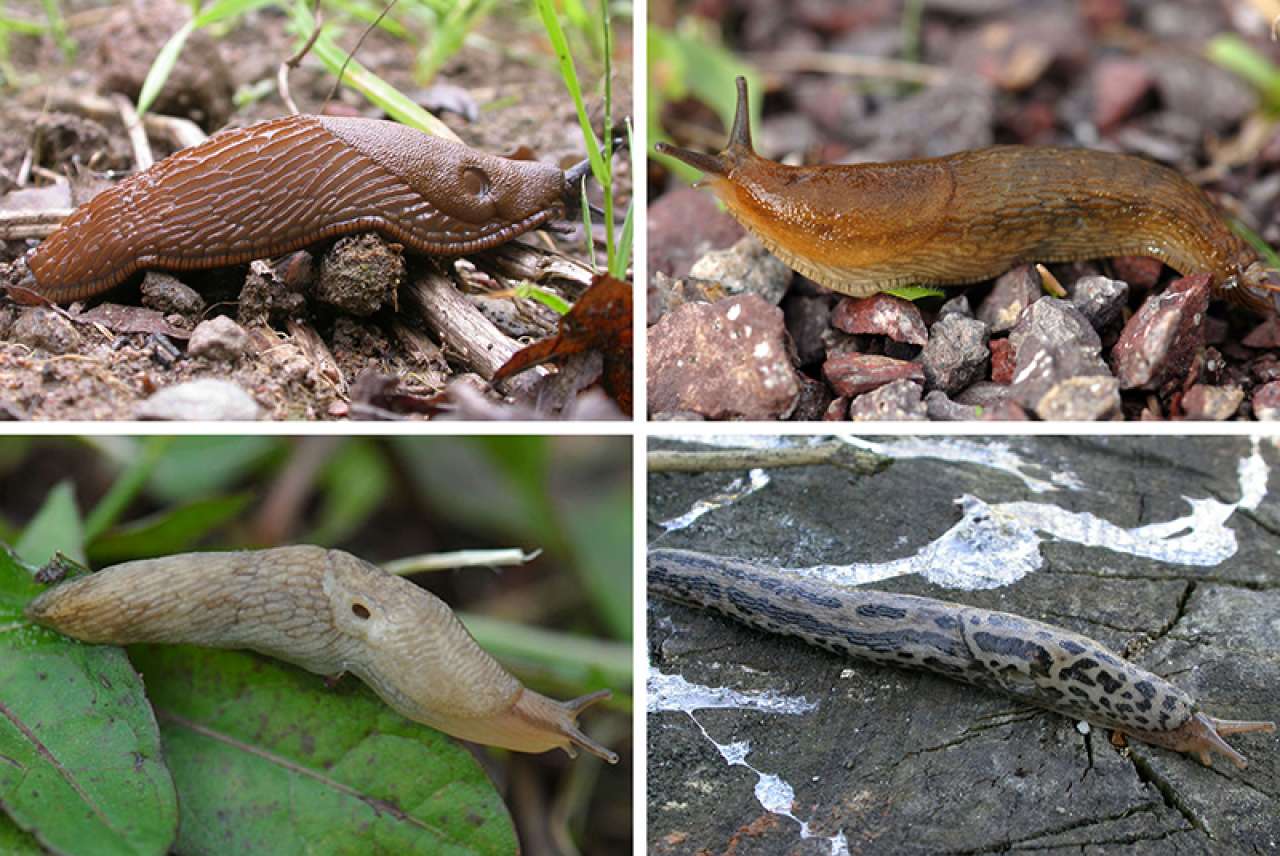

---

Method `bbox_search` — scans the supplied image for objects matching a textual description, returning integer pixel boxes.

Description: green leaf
[513,283,572,316]
[88,494,254,565]
[16,481,84,566]
[129,645,516,855]
[1206,34,1280,113]
[885,284,947,301]
[0,814,43,856]
[147,436,282,503]
[0,544,178,856]
[304,440,392,546]
[560,483,632,639]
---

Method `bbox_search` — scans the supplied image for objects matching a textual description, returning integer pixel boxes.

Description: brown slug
[12,115,591,304]
[651,549,1275,769]
[26,546,618,763]
[655,77,1280,314]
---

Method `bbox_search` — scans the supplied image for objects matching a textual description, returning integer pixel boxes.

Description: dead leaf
[493,273,633,415]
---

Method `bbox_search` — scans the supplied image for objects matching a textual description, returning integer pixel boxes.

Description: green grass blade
[84,437,174,542]
[290,0,458,139]
[137,20,194,116]
[514,283,572,315]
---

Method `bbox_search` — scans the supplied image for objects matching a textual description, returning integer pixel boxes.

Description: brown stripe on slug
[654,77,1280,314]
[649,549,1275,769]
[26,546,618,763]
[19,115,577,304]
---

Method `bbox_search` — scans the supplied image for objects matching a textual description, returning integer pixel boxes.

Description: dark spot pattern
[1059,657,1099,687]
[1095,671,1124,695]
[1059,640,1086,655]
[972,632,1054,678]
[856,604,908,620]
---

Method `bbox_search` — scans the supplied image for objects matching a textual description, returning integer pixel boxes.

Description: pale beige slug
[650,549,1275,769]
[25,546,618,763]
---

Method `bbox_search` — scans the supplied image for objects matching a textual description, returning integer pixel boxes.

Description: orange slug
[655,77,1280,314]
[10,115,591,304]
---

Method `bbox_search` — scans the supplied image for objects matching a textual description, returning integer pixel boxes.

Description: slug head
[322,550,617,762]
[1125,712,1275,769]
[653,75,758,184]
[319,117,569,244]
[1232,260,1280,315]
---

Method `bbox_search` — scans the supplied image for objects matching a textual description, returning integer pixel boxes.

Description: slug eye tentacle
[728,75,754,153]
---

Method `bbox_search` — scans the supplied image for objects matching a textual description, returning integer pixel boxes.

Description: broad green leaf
[560,483,632,639]
[0,545,178,856]
[87,493,254,565]
[129,645,516,855]
[0,812,43,855]
[16,481,84,565]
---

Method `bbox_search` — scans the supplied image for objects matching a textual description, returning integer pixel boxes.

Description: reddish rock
[1253,381,1280,420]
[1111,256,1164,289]
[647,295,800,420]
[831,294,927,345]
[1243,317,1280,350]
[978,265,1041,333]
[1111,274,1210,390]
[979,401,1031,420]
[1093,59,1154,130]
[823,396,850,421]
[822,353,924,397]
[1180,384,1243,421]
[990,337,1015,384]
[647,186,744,279]
[848,379,927,421]
[789,375,833,421]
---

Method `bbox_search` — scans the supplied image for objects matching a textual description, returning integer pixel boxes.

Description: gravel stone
[135,379,261,420]
[922,315,990,394]
[187,316,249,362]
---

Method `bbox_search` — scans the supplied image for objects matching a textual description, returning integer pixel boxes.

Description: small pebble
[10,309,81,354]
[135,379,261,421]
[188,316,249,362]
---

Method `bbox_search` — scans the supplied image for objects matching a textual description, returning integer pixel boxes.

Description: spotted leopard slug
[10,115,592,304]
[25,546,618,763]
[649,549,1274,769]
[654,77,1280,315]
